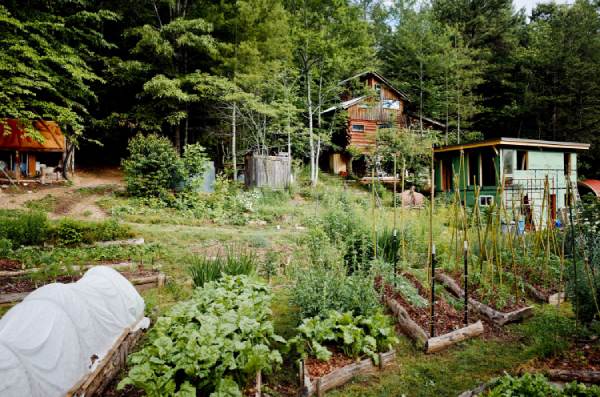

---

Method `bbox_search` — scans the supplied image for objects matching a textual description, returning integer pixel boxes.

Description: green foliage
[0,238,12,257]
[290,265,380,319]
[0,210,49,246]
[288,311,397,364]
[187,248,258,288]
[487,373,600,397]
[118,276,284,397]
[516,309,576,359]
[123,133,185,198]
[52,218,133,246]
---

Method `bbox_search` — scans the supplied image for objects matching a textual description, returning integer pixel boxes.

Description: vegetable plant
[118,275,285,396]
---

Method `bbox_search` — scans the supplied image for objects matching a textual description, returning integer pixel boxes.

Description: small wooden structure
[0,119,68,183]
[244,153,291,189]
[299,350,396,397]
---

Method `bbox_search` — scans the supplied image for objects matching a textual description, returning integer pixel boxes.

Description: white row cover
[0,266,147,397]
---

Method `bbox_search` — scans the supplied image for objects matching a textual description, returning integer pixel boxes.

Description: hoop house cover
[0,266,148,397]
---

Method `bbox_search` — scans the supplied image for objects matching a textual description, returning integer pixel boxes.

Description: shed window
[517,150,528,170]
[352,124,365,132]
[374,84,382,98]
[481,151,497,186]
[503,149,515,176]
[480,195,494,206]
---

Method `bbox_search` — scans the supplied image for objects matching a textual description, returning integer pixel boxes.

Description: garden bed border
[299,350,396,397]
[0,272,166,306]
[435,273,534,326]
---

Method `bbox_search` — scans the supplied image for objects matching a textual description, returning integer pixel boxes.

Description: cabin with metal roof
[0,120,67,183]
[433,137,591,228]
[322,71,444,176]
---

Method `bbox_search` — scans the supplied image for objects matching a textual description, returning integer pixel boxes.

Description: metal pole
[393,228,398,286]
[430,244,436,337]
[463,240,469,326]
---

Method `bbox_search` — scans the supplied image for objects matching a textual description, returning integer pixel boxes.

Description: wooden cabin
[322,71,444,176]
[0,120,67,183]
[433,137,590,228]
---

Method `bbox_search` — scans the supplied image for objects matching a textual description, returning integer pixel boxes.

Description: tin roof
[434,137,590,153]
[0,120,65,152]
[578,179,600,197]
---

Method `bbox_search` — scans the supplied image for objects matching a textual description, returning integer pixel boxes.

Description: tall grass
[188,247,258,288]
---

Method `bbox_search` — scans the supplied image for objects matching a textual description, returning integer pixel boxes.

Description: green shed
[433,138,590,227]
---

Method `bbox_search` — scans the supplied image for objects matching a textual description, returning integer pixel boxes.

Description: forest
[1,0,599,179]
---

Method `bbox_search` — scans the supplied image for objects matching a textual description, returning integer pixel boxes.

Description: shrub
[0,238,12,256]
[290,265,380,319]
[0,210,49,246]
[52,218,133,246]
[122,133,184,198]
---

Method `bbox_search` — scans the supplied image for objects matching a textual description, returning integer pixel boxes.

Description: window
[503,149,515,176]
[480,195,494,206]
[351,124,365,132]
[468,152,478,186]
[374,83,382,98]
[517,150,528,170]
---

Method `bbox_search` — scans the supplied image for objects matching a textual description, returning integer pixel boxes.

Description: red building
[322,71,444,176]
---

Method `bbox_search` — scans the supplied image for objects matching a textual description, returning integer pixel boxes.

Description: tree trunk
[175,125,181,154]
[232,102,237,180]
[307,69,315,187]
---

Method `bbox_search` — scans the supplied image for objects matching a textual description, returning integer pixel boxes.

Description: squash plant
[288,311,397,365]
[118,276,285,396]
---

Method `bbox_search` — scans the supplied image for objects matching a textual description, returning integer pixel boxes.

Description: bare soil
[0,167,123,220]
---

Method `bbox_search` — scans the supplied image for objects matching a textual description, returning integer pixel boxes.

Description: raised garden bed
[0,267,166,305]
[436,272,534,326]
[67,320,149,397]
[299,350,396,397]
[380,273,484,353]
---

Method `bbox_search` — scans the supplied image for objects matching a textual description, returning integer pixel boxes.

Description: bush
[53,218,133,246]
[0,238,12,256]
[122,133,185,198]
[0,210,49,246]
[290,265,380,319]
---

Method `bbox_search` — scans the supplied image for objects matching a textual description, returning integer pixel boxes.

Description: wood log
[546,369,600,384]
[526,284,548,303]
[435,273,532,326]
[499,306,534,326]
[457,379,498,397]
[0,261,134,278]
[435,273,505,324]
[0,292,29,305]
[255,370,262,397]
[385,297,428,344]
[95,237,144,247]
[425,320,484,353]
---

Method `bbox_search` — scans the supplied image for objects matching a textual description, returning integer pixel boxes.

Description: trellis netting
[0,266,149,397]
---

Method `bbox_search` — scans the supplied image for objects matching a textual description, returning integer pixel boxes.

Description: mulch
[540,341,600,372]
[0,268,159,295]
[305,350,356,379]
[447,270,529,313]
[378,273,510,340]
[0,258,23,272]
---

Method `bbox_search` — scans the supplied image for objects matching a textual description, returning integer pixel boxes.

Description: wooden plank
[67,324,147,397]
[95,238,144,247]
[0,291,29,305]
[549,292,565,305]
[425,321,484,353]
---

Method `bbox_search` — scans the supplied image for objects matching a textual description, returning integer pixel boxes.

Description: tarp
[0,266,147,397]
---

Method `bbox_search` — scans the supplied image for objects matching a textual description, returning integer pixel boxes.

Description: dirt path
[0,168,124,220]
